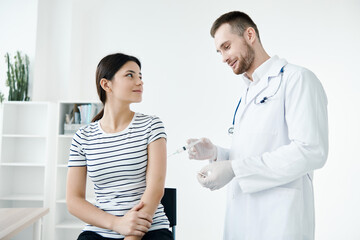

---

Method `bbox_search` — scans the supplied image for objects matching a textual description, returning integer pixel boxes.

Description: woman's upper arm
[66,166,87,200]
[67,130,88,200]
[146,138,167,191]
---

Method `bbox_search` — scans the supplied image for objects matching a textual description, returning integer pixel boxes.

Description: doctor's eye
[224,45,230,50]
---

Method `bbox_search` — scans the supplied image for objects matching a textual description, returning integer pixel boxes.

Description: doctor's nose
[222,53,229,63]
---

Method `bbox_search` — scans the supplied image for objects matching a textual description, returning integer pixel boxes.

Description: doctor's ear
[100,78,112,93]
[244,27,257,44]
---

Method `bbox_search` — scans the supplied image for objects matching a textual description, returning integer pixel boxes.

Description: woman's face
[108,61,143,104]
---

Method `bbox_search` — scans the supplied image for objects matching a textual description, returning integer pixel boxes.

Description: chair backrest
[161,188,177,227]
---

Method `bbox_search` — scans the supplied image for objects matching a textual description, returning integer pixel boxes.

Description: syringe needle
[167,152,176,157]
[168,139,202,157]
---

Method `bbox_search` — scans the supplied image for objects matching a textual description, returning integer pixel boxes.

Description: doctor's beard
[234,42,255,75]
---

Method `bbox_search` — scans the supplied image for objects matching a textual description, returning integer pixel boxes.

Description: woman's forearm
[67,196,117,230]
[139,185,165,217]
[124,186,164,240]
[68,196,152,238]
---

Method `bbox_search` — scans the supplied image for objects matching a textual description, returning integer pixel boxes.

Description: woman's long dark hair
[92,53,141,122]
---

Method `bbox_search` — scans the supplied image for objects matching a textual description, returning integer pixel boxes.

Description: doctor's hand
[197,161,235,191]
[187,138,217,161]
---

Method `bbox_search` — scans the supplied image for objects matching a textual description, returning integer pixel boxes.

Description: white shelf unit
[0,101,55,240]
[52,101,102,240]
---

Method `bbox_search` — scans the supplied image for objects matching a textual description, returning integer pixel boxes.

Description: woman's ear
[100,78,112,93]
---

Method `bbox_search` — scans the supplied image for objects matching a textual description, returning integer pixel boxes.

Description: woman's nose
[136,78,143,85]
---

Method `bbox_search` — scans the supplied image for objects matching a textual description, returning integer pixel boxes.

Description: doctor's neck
[245,48,270,81]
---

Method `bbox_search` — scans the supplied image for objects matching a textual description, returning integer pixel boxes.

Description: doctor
[187,11,328,240]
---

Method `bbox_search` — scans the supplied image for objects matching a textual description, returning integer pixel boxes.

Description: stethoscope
[228,67,285,135]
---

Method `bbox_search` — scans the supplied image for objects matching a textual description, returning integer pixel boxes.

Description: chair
[161,188,177,239]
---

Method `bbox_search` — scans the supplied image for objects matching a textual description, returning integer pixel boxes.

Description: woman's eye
[126,73,133,78]
[224,45,230,50]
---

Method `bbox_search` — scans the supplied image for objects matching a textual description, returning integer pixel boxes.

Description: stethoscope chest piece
[228,126,234,135]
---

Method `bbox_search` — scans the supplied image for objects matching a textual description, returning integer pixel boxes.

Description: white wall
[0,0,38,100]
[1,0,360,239]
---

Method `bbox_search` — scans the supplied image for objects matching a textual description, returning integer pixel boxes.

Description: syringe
[198,171,212,178]
[168,139,202,157]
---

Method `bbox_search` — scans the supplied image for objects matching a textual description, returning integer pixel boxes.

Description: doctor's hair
[210,11,261,43]
[92,53,141,122]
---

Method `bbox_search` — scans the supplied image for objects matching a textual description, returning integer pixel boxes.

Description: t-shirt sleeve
[68,129,86,167]
[148,116,167,144]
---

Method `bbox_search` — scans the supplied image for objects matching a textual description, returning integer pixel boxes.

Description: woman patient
[66,53,172,240]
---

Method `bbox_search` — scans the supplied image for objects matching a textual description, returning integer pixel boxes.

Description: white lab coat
[217,56,328,240]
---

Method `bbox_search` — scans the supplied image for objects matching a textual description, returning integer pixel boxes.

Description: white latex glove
[197,161,235,191]
[187,138,217,161]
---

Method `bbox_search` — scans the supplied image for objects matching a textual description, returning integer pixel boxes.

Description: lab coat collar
[240,56,287,105]
[252,56,277,84]
[241,55,287,86]
[266,56,288,77]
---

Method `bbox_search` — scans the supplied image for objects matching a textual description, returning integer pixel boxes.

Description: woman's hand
[124,236,142,240]
[112,201,153,237]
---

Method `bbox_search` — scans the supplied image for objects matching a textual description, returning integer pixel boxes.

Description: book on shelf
[63,103,100,135]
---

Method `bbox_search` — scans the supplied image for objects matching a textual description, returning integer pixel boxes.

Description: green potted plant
[5,51,30,101]
[0,92,4,103]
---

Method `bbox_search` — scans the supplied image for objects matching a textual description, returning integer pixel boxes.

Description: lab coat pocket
[250,186,302,239]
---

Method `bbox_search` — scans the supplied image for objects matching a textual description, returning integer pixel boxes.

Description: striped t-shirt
[68,112,170,238]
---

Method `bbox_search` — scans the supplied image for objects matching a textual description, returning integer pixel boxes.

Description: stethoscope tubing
[228,66,285,135]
